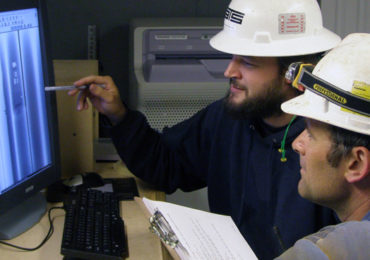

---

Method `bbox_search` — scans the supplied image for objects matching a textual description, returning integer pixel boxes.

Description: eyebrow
[241,56,258,62]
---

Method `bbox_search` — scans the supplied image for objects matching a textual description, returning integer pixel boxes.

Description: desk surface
[0,161,170,260]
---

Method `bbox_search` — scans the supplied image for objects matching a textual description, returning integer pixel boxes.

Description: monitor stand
[0,192,47,240]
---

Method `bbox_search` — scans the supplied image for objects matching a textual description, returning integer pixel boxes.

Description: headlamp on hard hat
[285,62,370,117]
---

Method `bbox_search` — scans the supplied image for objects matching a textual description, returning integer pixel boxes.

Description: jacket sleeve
[274,239,330,260]
[275,221,370,260]
[110,106,215,193]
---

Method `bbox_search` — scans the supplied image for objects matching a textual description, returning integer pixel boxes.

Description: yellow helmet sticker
[351,81,370,100]
[341,81,370,116]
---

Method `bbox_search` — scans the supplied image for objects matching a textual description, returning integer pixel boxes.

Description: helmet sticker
[351,81,370,100]
[341,81,370,116]
[279,13,305,34]
[225,7,245,25]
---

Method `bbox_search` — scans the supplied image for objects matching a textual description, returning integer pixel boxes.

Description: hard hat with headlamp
[282,33,370,136]
[210,0,341,57]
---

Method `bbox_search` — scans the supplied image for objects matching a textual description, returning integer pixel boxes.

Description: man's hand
[68,75,126,125]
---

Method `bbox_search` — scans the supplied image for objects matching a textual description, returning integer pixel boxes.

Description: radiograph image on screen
[0,8,51,193]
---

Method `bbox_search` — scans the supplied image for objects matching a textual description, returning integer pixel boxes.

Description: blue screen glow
[0,8,51,193]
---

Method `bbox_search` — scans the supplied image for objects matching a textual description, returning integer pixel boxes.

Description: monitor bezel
[0,0,60,212]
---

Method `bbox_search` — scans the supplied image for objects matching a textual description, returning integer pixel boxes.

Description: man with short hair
[276,33,370,259]
[69,0,341,259]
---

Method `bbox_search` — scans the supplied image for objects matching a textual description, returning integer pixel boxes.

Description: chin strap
[279,115,297,162]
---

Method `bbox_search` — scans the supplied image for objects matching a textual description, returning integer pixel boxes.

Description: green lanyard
[279,115,297,162]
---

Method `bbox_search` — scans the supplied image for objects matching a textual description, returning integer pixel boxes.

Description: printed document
[142,197,257,260]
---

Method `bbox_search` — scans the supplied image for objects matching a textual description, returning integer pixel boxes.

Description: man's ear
[283,76,292,88]
[344,147,370,183]
[283,76,305,92]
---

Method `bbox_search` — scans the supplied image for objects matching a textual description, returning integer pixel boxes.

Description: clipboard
[135,197,183,260]
[135,196,258,260]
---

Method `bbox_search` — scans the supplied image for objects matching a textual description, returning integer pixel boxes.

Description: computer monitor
[0,0,60,240]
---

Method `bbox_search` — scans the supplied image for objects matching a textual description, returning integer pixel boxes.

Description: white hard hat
[282,33,370,135]
[210,0,341,57]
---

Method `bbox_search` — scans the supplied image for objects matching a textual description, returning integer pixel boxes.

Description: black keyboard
[61,188,127,260]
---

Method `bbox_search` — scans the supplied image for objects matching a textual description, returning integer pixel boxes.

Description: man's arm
[276,221,370,260]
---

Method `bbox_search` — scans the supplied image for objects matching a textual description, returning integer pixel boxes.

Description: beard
[223,77,290,120]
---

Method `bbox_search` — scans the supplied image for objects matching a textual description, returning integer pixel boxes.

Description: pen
[45,84,105,91]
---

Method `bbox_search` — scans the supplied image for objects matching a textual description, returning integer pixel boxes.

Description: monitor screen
[0,0,60,240]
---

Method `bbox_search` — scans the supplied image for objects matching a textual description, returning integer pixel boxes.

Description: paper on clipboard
[135,197,258,260]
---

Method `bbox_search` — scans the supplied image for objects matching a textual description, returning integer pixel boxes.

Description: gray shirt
[275,211,370,260]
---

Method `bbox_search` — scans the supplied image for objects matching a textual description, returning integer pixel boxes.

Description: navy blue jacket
[111,99,336,260]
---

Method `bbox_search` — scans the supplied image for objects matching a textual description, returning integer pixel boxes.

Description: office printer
[129,18,230,131]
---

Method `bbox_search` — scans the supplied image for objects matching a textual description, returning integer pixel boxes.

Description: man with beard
[69,0,341,259]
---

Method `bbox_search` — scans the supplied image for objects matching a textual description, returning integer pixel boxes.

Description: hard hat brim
[282,94,370,136]
[210,28,341,57]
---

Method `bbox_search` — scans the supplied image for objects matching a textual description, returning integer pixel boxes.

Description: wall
[321,0,370,37]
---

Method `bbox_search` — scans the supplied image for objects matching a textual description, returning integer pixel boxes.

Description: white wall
[321,0,370,37]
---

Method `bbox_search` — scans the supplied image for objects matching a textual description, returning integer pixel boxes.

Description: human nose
[224,57,241,79]
[292,130,307,155]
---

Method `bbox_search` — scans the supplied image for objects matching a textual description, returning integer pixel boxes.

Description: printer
[129,17,230,131]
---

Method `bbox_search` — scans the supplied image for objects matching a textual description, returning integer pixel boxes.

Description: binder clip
[149,210,179,248]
